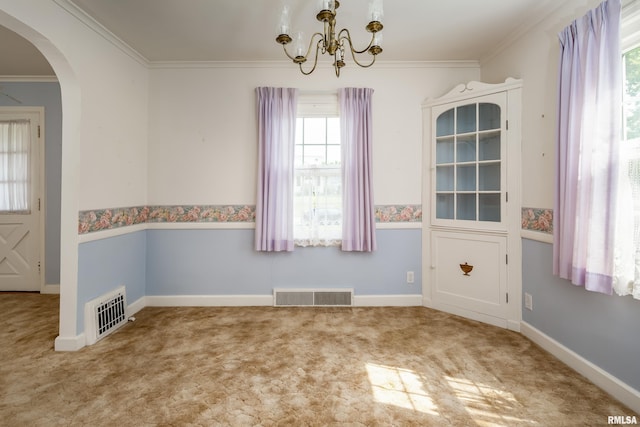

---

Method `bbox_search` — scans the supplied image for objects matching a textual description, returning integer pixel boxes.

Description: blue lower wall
[77,231,147,333]
[76,228,421,332]
[145,228,422,296]
[522,238,640,392]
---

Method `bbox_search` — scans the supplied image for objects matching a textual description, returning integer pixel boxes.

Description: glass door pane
[436,194,454,219]
[436,109,454,137]
[456,165,476,191]
[479,131,500,160]
[456,104,476,134]
[456,135,476,162]
[479,194,501,222]
[479,103,501,131]
[436,166,454,191]
[457,194,476,220]
[436,137,454,164]
[479,163,500,191]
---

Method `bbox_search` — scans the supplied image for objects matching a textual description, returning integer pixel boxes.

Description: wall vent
[273,288,353,307]
[84,286,127,345]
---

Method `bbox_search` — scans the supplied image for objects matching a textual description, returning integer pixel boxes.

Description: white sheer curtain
[0,120,31,213]
[614,117,640,299]
[340,88,377,252]
[554,0,621,294]
[255,87,298,252]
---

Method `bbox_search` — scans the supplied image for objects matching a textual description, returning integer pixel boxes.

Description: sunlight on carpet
[365,363,439,416]
[445,376,539,427]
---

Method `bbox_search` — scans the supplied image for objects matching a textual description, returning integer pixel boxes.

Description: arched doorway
[0,8,81,349]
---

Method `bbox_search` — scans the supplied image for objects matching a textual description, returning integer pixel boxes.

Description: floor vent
[84,286,127,345]
[273,288,353,307]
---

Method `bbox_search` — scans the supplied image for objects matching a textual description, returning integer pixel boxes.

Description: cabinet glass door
[434,101,503,224]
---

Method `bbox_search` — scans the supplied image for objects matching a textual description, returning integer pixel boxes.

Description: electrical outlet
[524,293,533,311]
[406,271,415,284]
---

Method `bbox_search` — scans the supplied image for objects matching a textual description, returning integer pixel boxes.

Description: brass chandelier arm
[281,32,325,62]
[299,39,325,75]
[337,28,375,55]
[347,50,377,69]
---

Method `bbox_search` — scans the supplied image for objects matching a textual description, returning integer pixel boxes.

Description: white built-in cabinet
[422,79,522,331]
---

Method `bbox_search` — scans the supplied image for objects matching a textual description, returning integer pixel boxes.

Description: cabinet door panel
[431,231,507,319]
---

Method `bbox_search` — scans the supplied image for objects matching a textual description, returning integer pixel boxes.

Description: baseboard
[144,294,424,307]
[127,296,146,316]
[41,283,60,294]
[354,294,423,306]
[54,333,86,351]
[145,295,273,307]
[521,321,640,413]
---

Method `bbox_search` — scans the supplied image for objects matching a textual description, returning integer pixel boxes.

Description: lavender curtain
[255,87,298,251]
[339,88,377,252]
[553,0,621,294]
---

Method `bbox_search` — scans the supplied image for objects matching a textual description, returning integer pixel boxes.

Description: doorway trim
[0,8,82,349]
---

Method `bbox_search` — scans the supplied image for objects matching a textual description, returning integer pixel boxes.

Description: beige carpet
[0,293,635,426]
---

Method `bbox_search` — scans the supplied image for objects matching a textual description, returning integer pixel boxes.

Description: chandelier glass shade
[276,0,384,77]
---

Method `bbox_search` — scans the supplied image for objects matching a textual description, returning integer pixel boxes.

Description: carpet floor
[0,293,636,426]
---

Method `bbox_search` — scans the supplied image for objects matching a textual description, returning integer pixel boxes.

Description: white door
[431,230,508,325]
[0,109,41,292]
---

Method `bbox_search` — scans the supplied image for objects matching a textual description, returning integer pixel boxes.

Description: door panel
[431,230,507,319]
[0,109,41,291]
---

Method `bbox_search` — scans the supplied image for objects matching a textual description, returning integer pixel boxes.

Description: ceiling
[0,0,560,75]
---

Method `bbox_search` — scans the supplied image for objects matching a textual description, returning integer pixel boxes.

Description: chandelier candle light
[276,0,384,77]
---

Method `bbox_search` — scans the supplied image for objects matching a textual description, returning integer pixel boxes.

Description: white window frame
[293,92,342,247]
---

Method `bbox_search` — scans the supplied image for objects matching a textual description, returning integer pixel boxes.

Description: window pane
[294,114,341,246]
[303,145,326,165]
[327,117,340,145]
[303,118,327,145]
[327,146,340,165]
[0,120,31,213]
[624,46,640,140]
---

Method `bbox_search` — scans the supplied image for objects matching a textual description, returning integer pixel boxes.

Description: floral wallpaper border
[79,204,423,234]
[521,207,553,234]
[79,204,553,235]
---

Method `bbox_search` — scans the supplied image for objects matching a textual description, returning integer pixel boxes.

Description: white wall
[0,0,149,342]
[0,1,149,211]
[480,0,603,209]
[148,63,480,206]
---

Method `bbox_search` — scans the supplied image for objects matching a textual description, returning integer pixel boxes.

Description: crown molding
[53,0,149,67]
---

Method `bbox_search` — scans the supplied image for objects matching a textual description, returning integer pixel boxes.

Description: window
[615,28,640,298]
[293,107,342,246]
[0,120,31,213]
[622,44,640,249]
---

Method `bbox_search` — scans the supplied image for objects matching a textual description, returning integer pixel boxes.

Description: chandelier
[276,0,384,77]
